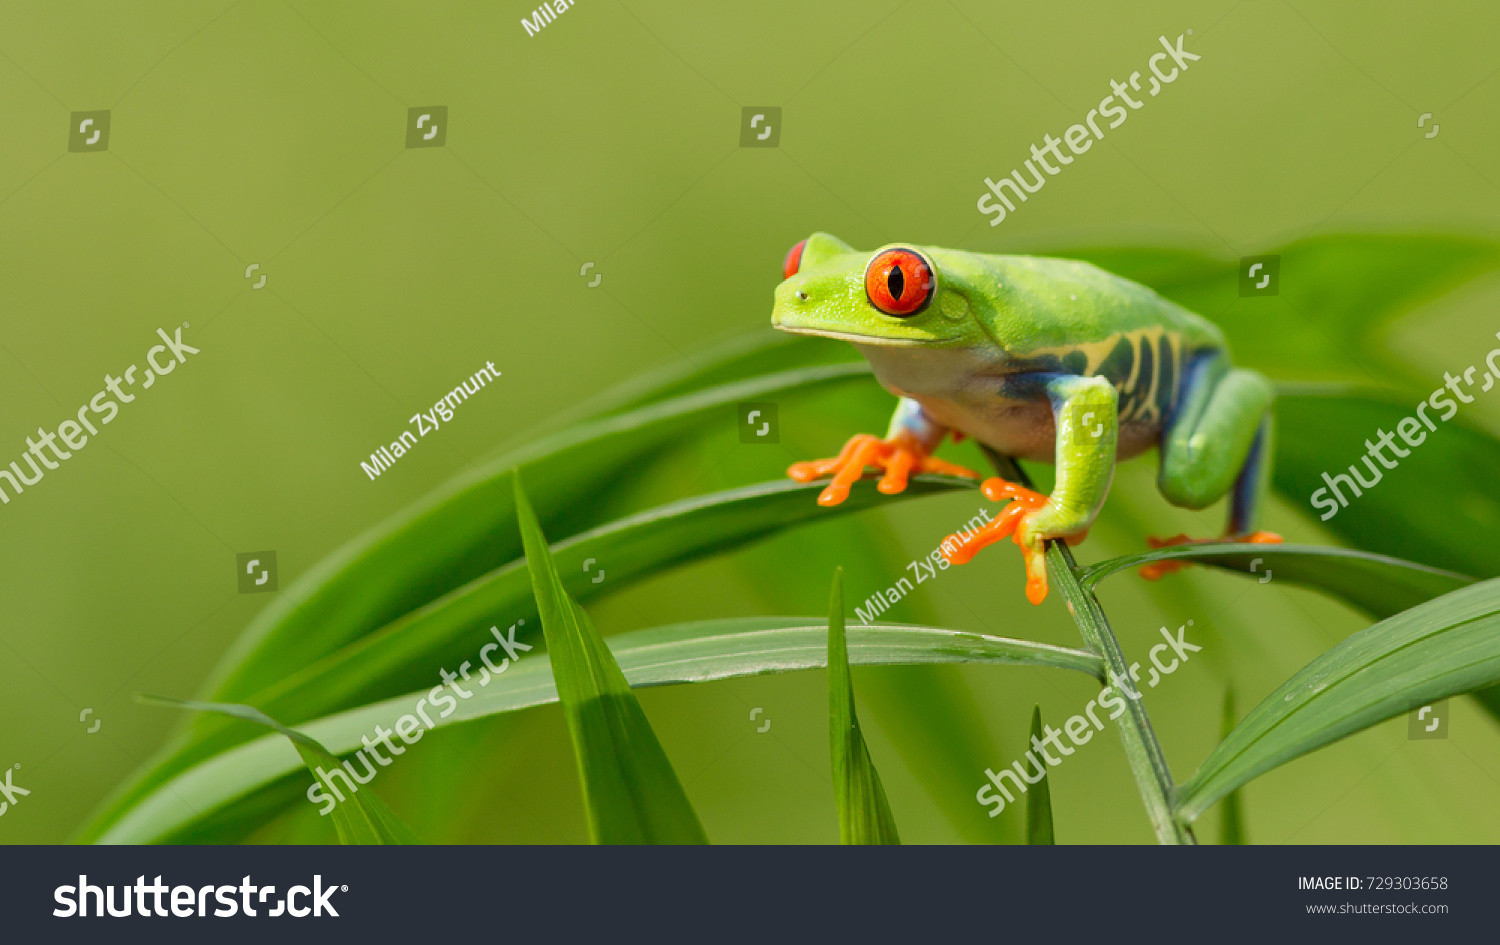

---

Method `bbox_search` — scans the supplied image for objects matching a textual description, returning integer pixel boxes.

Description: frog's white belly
[856,343,1161,464]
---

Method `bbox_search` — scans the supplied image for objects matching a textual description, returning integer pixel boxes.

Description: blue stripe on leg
[1228,416,1270,536]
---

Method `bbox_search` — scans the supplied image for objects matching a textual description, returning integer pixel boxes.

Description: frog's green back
[949,249,1224,357]
[936,248,1226,425]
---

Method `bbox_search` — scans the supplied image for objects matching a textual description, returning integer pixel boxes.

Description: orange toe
[786,431,978,506]
[1020,541,1049,605]
[1139,530,1284,581]
[941,501,1024,565]
[941,477,1055,605]
[980,477,1047,506]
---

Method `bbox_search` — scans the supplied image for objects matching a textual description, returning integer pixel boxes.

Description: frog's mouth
[773,324,960,347]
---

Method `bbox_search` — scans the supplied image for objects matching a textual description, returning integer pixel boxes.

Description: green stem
[984,449,1194,845]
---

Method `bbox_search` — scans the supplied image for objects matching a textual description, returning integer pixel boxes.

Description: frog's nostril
[795,291,809,301]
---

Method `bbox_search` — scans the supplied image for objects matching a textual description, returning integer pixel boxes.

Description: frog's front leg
[788,397,980,506]
[943,374,1118,605]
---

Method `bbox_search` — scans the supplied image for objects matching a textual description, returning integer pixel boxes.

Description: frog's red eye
[782,239,807,280]
[865,248,934,317]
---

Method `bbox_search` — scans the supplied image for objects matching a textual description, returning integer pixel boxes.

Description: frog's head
[771,233,991,349]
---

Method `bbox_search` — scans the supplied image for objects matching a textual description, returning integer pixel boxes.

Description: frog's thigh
[1158,365,1274,511]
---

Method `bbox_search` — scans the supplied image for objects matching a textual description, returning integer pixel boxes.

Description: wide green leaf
[554,330,861,422]
[210,362,870,706]
[139,696,420,845]
[97,617,1101,843]
[1085,450,1500,728]
[79,358,875,842]
[78,462,955,842]
[1174,578,1500,823]
[827,568,900,845]
[141,477,979,799]
[514,473,707,845]
[1273,387,1500,579]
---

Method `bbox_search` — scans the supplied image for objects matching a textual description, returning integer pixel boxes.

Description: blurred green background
[2,0,1499,844]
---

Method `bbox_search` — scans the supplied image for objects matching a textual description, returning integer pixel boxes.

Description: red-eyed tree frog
[771,233,1281,605]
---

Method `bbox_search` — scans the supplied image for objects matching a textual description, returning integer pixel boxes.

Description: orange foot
[1139,530,1284,581]
[787,431,979,506]
[940,477,1059,605]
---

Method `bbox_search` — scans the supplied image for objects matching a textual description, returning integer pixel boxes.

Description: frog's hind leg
[1227,414,1275,538]
[1141,356,1281,580]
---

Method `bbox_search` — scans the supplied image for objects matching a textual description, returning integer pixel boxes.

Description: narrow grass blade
[514,473,707,845]
[828,568,900,845]
[1079,543,1473,620]
[1175,578,1500,823]
[1025,705,1054,845]
[139,696,419,845]
[1218,688,1246,845]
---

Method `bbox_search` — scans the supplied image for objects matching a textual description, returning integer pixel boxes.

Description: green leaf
[1217,689,1245,846]
[138,696,419,845]
[175,477,978,783]
[563,330,861,421]
[1273,388,1500,579]
[514,472,707,845]
[1080,542,1474,620]
[827,568,900,845]
[80,463,954,842]
[79,350,878,845]
[96,360,867,838]
[1025,705,1054,845]
[211,361,870,706]
[1091,535,1500,754]
[1174,578,1500,823]
[99,617,1100,844]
